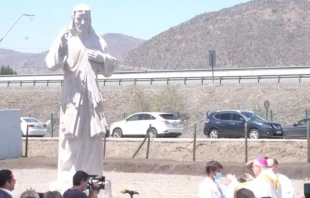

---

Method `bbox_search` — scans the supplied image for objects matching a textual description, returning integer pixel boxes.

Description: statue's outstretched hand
[59,27,69,55]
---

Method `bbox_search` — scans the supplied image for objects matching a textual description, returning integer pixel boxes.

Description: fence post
[132,135,148,159]
[307,121,310,163]
[25,125,29,157]
[51,113,54,137]
[103,133,107,158]
[146,124,151,159]
[193,124,197,161]
[244,122,248,163]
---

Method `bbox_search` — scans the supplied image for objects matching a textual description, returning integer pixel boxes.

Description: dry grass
[1,83,310,138]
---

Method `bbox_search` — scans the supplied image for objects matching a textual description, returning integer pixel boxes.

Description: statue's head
[70,4,92,36]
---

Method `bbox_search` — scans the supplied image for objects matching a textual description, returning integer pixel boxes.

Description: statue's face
[74,11,90,35]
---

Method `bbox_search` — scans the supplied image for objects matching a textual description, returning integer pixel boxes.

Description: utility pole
[0,14,35,43]
[209,50,216,84]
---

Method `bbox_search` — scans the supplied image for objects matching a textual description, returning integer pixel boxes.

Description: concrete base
[0,109,22,160]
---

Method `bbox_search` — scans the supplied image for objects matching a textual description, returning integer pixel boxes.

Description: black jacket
[0,189,12,198]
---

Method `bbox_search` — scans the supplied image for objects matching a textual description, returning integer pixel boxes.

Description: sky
[1,0,250,53]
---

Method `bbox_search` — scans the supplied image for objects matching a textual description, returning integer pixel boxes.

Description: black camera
[87,175,105,191]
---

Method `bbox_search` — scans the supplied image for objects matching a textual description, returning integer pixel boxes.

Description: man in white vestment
[234,157,282,198]
[266,157,294,198]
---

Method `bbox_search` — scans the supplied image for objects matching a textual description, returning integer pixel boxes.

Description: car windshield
[159,114,178,120]
[23,118,40,123]
[241,112,265,121]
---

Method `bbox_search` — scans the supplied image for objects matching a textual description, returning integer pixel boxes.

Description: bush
[128,85,185,116]
[0,65,17,75]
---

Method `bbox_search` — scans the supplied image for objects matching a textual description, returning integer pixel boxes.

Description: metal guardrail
[1,66,310,86]
[1,74,310,87]
[1,65,310,77]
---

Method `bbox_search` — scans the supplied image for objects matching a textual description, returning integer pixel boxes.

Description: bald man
[234,157,282,198]
[266,157,294,198]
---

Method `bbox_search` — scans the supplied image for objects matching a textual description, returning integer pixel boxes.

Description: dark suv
[203,110,284,139]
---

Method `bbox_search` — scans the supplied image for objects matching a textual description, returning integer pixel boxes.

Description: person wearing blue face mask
[214,172,222,180]
[199,160,225,198]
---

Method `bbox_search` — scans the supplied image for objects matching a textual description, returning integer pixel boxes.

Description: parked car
[282,118,310,139]
[203,110,284,139]
[21,117,48,137]
[109,112,183,138]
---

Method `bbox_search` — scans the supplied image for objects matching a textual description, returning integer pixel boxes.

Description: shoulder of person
[278,173,293,183]
[0,190,11,198]
[63,189,87,198]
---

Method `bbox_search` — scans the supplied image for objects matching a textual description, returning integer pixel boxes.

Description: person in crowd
[43,191,63,198]
[235,188,255,198]
[266,157,294,198]
[0,169,16,198]
[238,157,282,198]
[63,170,98,198]
[199,160,225,198]
[20,189,40,198]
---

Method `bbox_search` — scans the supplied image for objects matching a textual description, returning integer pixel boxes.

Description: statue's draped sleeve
[45,30,68,72]
[97,35,116,77]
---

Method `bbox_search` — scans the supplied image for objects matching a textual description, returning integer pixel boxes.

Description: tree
[0,65,17,75]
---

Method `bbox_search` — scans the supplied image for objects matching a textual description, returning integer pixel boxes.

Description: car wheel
[208,129,219,139]
[148,127,158,138]
[249,129,260,139]
[112,128,123,138]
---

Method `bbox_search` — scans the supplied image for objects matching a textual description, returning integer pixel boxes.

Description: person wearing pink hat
[234,157,282,198]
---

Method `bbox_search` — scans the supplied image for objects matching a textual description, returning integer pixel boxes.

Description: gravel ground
[11,169,309,198]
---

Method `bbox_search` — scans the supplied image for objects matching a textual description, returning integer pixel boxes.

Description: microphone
[121,188,139,195]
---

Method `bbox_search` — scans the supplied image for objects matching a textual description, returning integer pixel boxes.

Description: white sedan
[109,112,183,138]
[21,117,48,137]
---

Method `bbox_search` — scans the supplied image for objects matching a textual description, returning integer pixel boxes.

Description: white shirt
[246,169,282,198]
[0,188,13,197]
[278,172,294,198]
[199,177,225,198]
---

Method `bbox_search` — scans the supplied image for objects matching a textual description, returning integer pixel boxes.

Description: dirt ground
[1,156,310,180]
[22,139,309,163]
